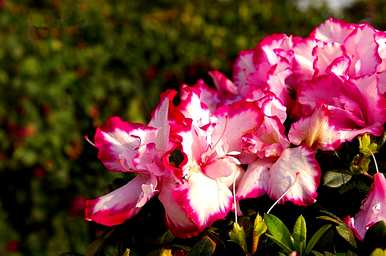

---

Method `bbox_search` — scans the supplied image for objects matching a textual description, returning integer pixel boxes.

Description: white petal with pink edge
[173,171,233,230]
[344,24,381,77]
[350,173,386,240]
[267,147,320,206]
[310,17,355,43]
[85,175,157,226]
[158,178,201,238]
[94,117,157,173]
[236,159,272,200]
[233,50,257,96]
[212,101,263,153]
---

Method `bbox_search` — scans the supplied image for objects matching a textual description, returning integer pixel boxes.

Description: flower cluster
[85,18,386,239]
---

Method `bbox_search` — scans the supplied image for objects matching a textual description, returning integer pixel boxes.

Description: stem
[370,151,379,173]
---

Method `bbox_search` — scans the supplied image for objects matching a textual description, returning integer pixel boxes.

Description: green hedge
[0,0,382,255]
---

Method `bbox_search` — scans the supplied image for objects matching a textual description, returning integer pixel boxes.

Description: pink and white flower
[237,146,321,206]
[346,172,386,240]
[85,91,177,226]
[159,100,263,237]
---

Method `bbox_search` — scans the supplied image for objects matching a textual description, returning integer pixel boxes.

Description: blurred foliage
[0,0,385,255]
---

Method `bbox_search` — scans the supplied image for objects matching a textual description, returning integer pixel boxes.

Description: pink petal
[326,55,351,77]
[149,90,175,151]
[350,173,386,240]
[289,105,382,151]
[292,38,316,79]
[313,42,346,76]
[209,70,238,97]
[181,80,220,113]
[267,147,321,206]
[353,74,386,126]
[179,84,211,128]
[258,93,287,123]
[94,117,157,172]
[236,159,272,200]
[85,175,157,226]
[233,50,257,96]
[378,71,386,96]
[212,101,263,153]
[242,116,289,159]
[158,178,201,238]
[289,106,339,150]
[376,31,386,72]
[310,17,355,44]
[172,172,233,231]
[266,59,293,104]
[203,157,242,187]
[344,24,381,77]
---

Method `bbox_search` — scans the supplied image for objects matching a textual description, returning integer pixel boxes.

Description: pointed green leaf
[264,214,293,250]
[317,216,342,225]
[336,224,357,248]
[293,214,307,252]
[305,224,331,254]
[229,222,247,252]
[265,234,292,254]
[311,251,324,256]
[323,171,352,188]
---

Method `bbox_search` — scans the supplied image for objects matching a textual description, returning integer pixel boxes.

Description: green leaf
[336,224,357,248]
[311,251,324,256]
[323,171,352,188]
[188,236,215,256]
[229,222,247,252]
[305,224,332,255]
[264,214,293,251]
[265,234,293,254]
[293,215,307,253]
[317,216,342,225]
[370,248,386,256]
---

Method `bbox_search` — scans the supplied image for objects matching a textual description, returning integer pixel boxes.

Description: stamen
[232,169,238,224]
[370,151,379,173]
[267,172,300,214]
[84,135,96,147]
[209,117,229,152]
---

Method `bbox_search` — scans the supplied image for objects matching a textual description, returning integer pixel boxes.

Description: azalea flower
[346,172,386,240]
[159,99,264,238]
[288,74,385,150]
[85,91,177,226]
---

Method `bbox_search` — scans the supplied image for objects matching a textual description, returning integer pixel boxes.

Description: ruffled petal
[94,117,157,172]
[212,101,263,153]
[344,24,381,77]
[376,31,386,72]
[350,173,386,240]
[159,178,201,238]
[179,84,211,128]
[313,42,346,76]
[203,157,242,187]
[310,17,355,44]
[209,70,238,97]
[267,147,320,206]
[236,159,272,200]
[172,172,233,231]
[378,71,386,96]
[233,50,257,96]
[85,175,157,226]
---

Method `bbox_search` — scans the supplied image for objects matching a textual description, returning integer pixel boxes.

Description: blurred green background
[0,0,385,255]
